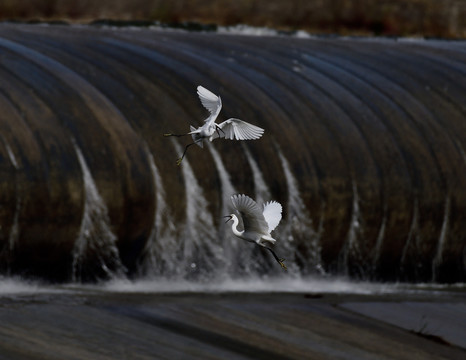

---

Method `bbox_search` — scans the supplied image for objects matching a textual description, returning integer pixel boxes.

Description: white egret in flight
[225,194,287,270]
[164,86,264,165]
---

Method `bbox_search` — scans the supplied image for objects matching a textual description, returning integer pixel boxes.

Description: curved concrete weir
[0,24,464,282]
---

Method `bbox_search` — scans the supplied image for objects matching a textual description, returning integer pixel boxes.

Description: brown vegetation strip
[1,0,465,38]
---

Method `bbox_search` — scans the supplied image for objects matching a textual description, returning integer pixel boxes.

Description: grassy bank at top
[1,0,465,38]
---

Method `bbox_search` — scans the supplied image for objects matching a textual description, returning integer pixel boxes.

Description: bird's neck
[231,216,244,237]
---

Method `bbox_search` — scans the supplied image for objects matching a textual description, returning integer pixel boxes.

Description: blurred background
[1,0,465,38]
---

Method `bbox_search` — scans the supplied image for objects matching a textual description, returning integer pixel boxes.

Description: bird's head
[224,214,234,223]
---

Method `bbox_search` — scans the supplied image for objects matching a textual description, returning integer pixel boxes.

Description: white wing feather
[231,194,269,234]
[262,201,282,233]
[217,118,264,140]
[197,86,222,122]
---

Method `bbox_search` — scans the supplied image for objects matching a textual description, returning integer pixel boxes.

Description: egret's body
[164,86,264,165]
[225,194,287,270]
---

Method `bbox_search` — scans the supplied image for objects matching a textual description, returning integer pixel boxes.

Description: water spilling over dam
[0,24,464,283]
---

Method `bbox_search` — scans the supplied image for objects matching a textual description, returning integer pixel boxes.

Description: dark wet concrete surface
[0,290,464,359]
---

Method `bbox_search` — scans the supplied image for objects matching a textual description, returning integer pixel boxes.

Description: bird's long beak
[223,215,232,223]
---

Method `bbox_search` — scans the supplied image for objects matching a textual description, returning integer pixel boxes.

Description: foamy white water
[97,276,465,296]
[0,275,464,297]
[139,147,177,275]
[0,277,67,296]
[171,140,223,277]
[72,140,126,281]
[277,148,323,274]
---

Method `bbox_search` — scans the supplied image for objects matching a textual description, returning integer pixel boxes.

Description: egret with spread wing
[164,86,264,165]
[225,194,287,270]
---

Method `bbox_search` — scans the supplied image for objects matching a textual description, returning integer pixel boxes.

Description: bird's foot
[176,157,183,166]
[279,259,287,271]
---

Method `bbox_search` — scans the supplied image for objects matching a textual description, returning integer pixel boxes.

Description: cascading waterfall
[277,148,324,275]
[206,143,236,220]
[400,198,421,279]
[243,145,271,204]
[138,147,177,277]
[432,195,451,282]
[339,180,366,276]
[206,143,253,275]
[5,143,18,170]
[209,143,280,275]
[71,140,126,282]
[3,142,20,270]
[372,204,387,275]
[171,140,223,279]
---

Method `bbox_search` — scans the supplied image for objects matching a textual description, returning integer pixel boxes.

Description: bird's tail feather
[190,126,204,148]
[259,235,276,245]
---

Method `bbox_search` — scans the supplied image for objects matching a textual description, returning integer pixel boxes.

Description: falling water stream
[72,140,126,281]
[138,147,177,277]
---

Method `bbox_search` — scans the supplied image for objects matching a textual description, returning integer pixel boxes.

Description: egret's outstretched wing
[262,201,282,233]
[231,194,269,234]
[197,86,222,123]
[216,118,264,140]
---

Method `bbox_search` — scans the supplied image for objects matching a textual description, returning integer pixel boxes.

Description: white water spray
[71,140,126,281]
[3,142,21,267]
[207,144,258,275]
[172,140,223,278]
[372,202,388,273]
[432,195,451,281]
[243,145,271,204]
[400,197,421,276]
[277,148,323,274]
[207,144,236,217]
[5,143,18,170]
[139,147,177,276]
[339,180,365,276]
[6,143,20,253]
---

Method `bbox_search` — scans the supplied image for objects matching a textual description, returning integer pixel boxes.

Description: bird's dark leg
[164,132,190,137]
[215,126,225,138]
[176,139,203,165]
[176,142,195,165]
[265,247,287,271]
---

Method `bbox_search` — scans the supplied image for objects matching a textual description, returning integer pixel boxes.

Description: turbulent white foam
[98,276,421,295]
[1,275,464,297]
[139,147,177,275]
[217,24,314,38]
[171,140,222,275]
[0,277,63,296]
[72,139,126,281]
[217,24,280,37]
[277,148,323,274]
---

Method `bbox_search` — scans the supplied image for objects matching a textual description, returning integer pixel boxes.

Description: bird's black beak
[224,215,232,223]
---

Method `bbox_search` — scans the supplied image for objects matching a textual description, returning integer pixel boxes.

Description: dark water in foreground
[0,277,465,360]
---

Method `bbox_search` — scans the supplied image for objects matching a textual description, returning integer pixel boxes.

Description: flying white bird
[225,194,287,270]
[164,86,264,165]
